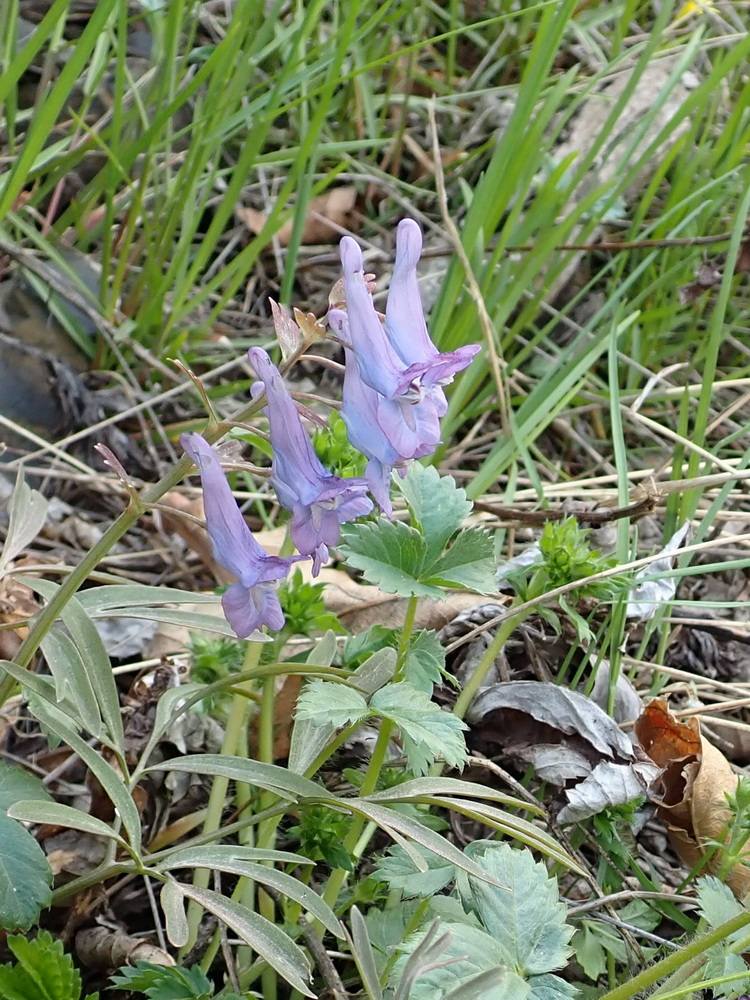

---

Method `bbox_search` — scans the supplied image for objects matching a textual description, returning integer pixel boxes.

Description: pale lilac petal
[181,432,298,638]
[247,348,373,573]
[222,580,285,638]
[338,238,407,399]
[385,218,435,366]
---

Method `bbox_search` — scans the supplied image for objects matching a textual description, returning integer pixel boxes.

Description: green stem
[182,639,264,957]
[453,606,528,720]
[599,910,750,1000]
[320,595,423,914]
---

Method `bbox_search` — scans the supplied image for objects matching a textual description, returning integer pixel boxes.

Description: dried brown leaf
[237,186,357,246]
[636,698,750,895]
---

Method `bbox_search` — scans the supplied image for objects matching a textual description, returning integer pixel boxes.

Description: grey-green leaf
[8,801,129,848]
[0,760,52,813]
[295,680,369,728]
[150,754,331,801]
[179,884,314,996]
[161,878,189,947]
[0,472,48,573]
[370,682,468,776]
[461,841,574,975]
[0,814,52,930]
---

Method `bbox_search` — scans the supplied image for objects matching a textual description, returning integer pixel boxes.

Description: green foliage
[387,842,576,1000]
[0,931,97,1000]
[277,569,346,638]
[339,466,496,599]
[0,761,53,931]
[296,679,468,776]
[287,805,356,872]
[694,877,750,998]
[343,628,450,692]
[572,901,659,983]
[110,961,242,1000]
[313,410,367,479]
[374,844,456,898]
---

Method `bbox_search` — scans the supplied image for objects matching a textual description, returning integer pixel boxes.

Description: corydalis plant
[180,433,300,638]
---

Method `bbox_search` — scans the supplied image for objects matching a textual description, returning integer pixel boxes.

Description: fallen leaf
[467,681,655,822]
[237,186,357,247]
[635,698,750,896]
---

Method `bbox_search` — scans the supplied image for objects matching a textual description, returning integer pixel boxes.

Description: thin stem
[182,639,264,957]
[599,910,750,1000]
[452,607,528,720]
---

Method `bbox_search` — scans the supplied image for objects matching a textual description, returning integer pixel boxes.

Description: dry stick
[427,101,512,439]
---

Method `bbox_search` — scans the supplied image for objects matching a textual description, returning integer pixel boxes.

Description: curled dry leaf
[635,698,750,896]
[237,186,357,246]
[468,681,656,822]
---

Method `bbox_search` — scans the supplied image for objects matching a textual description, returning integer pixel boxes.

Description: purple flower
[328,220,479,462]
[181,433,299,639]
[339,348,404,516]
[247,347,373,574]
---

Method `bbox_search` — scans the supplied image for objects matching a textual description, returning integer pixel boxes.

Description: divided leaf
[339,521,438,598]
[0,930,83,1000]
[370,682,468,776]
[426,527,496,594]
[295,680,369,728]
[374,844,456,898]
[460,841,574,976]
[398,464,472,562]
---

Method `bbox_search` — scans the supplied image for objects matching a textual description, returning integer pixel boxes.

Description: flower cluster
[182,219,480,638]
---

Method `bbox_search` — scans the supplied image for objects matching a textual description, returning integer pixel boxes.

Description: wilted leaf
[635,698,750,896]
[557,761,653,824]
[468,680,634,761]
[626,522,690,620]
[237,186,357,246]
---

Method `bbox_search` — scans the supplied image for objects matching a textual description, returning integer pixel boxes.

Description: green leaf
[8,802,128,848]
[159,853,341,938]
[404,630,448,692]
[461,841,574,976]
[347,907,384,1000]
[295,680,369,727]
[150,754,330,801]
[339,520,441,598]
[0,930,82,1000]
[40,628,105,741]
[0,760,52,813]
[398,463,472,562]
[27,698,142,855]
[178,884,314,997]
[426,528,497,594]
[160,880,189,949]
[0,816,52,930]
[110,962,213,1000]
[391,921,528,1000]
[288,646,396,776]
[374,844,456,898]
[571,925,607,981]
[527,974,579,1000]
[370,682,468,776]
[0,472,48,574]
